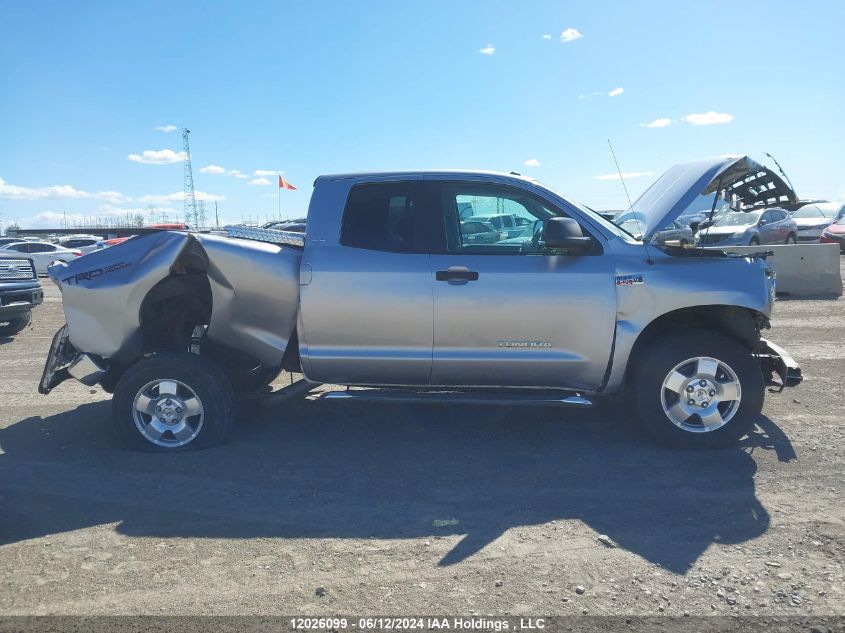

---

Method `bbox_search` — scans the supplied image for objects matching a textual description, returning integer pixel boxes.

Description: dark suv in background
[0,254,43,337]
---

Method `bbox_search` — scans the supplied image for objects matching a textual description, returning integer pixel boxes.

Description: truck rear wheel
[112,352,233,451]
[0,311,31,336]
[634,330,763,448]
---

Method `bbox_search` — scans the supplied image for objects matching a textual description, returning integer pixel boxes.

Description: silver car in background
[696,208,797,246]
[790,202,842,242]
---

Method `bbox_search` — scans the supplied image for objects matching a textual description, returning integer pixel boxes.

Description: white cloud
[682,111,734,125]
[154,125,178,132]
[127,149,186,164]
[479,44,495,55]
[608,87,624,97]
[0,176,129,203]
[248,177,271,186]
[253,169,282,176]
[541,34,552,40]
[230,170,250,179]
[641,118,673,128]
[199,164,226,174]
[593,171,654,181]
[578,91,602,100]
[138,191,225,204]
[524,158,541,167]
[560,28,583,43]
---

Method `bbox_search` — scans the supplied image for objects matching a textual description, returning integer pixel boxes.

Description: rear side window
[340,182,421,253]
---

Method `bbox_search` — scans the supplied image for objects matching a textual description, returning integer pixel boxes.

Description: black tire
[112,352,234,452]
[749,237,760,246]
[0,311,31,336]
[633,330,764,449]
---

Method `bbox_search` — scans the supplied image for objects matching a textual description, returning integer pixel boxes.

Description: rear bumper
[756,338,802,391]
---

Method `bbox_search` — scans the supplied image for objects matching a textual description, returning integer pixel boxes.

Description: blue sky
[1,0,842,229]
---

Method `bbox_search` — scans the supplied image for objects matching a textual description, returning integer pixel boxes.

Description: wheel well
[105,239,288,395]
[625,306,766,386]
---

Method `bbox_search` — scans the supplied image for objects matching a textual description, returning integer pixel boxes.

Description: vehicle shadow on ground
[0,398,791,573]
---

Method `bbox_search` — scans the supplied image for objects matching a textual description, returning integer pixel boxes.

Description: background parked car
[0,255,43,337]
[696,208,797,246]
[463,214,525,239]
[616,217,693,246]
[58,235,101,255]
[0,241,82,274]
[820,213,845,252]
[93,236,132,251]
[790,202,842,242]
[459,220,502,244]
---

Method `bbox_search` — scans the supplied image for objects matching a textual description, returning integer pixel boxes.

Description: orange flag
[279,175,297,190]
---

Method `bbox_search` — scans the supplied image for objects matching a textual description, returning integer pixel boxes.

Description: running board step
[320,389,593,408]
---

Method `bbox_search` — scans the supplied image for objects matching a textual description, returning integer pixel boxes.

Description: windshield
[715,212,759,227]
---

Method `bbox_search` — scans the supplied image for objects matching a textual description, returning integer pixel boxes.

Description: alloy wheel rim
[132,379,204,447]
[659,356,741,433]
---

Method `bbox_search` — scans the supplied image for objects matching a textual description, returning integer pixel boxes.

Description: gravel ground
[0,265,843,617]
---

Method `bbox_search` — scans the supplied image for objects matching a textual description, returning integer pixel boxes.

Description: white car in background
[58,235,102,255]
[0,241,83,274]
[790,202,842,242]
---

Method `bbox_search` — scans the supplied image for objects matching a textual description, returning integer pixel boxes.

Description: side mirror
[689,221,701,232]
[543,217,592,254]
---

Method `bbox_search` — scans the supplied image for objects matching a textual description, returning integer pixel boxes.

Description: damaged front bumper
[756,338,803,392]
[39,325,107,394]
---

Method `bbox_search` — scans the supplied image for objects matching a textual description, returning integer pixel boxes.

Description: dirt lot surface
[1,265,843,617]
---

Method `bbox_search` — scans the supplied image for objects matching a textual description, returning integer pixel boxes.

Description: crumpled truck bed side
[49,231,302,370]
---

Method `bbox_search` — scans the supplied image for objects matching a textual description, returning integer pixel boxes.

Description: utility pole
[182,128,198,226]
[214,201,219,228]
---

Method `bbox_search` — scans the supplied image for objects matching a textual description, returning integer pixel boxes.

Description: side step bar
[320,389,593,408]
[257,378,319,408]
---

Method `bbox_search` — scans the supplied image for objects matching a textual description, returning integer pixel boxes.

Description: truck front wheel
[634,331,764,448]
[112,352,234,451]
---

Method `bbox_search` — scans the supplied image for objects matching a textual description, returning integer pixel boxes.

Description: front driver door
[428,180,617,390]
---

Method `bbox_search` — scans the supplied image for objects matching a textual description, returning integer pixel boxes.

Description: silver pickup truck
[40,155,802,451]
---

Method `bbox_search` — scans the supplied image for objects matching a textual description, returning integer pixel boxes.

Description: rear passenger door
[298,179,434,386]
[772,209,791,242]
[758,211,777,244]
[25,243,56,272]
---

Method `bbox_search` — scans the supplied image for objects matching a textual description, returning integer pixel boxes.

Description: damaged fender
[47,231,301,383]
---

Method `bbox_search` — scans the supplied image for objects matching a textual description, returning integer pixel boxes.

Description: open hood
[616,155,797,242]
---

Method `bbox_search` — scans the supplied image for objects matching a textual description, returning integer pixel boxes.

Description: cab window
[439,182,595,255]
[340,181,423,253]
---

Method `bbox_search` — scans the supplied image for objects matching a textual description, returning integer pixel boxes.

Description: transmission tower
[197,199,207,230]
[182,128,198,226]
